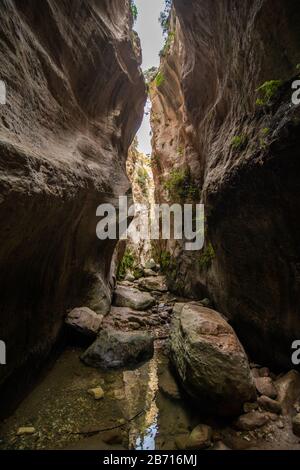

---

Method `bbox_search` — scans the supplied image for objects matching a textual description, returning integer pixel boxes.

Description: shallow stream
[0,342,198,450]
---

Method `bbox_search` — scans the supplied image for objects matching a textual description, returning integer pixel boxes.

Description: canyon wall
[151,0,300,368]
[126,140,155,267]
[0,0,146,401]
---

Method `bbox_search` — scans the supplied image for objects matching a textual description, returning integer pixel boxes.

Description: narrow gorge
[1,0,300,453]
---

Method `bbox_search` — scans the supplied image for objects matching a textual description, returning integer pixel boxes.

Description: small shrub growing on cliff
[130,1,138,22]
[155,71,165,88]
[136,166,149,196]
[164,169,199,202]
[255,80,283,106]
[259,127,270,149]
[144,66,158,85]
[160,31,175,58]
[160,251,172,272]
[117,249,135,280]
[198,243,215,270]
[231,134,248,151]
[177,145,184,157]
[159,0,173,36]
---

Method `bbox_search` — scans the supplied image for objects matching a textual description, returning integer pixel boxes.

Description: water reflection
[123,350,159,450]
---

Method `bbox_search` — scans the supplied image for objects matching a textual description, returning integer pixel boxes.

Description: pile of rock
[64,280,173,370]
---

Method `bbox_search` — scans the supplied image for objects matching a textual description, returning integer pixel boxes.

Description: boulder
[186,424,212,450]
[137,276,168,293]
[65,307,103,338]
[81,328,154,369]
[292,414,300,437]
[257,396,282,414]
[170,303,256,416]
[234,411,269,430]
[143,268,158,277]
[254,377,277,399]
[275,370,300,413]
[113,286,155,310]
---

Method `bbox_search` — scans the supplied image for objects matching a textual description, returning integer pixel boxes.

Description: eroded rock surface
[150,0,300,368]
[0,0,146,399]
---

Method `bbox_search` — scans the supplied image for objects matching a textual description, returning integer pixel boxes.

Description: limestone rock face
[170,303,256,416]
[150,0,300,368]
[81,328,154,369]
[0,0,146,396]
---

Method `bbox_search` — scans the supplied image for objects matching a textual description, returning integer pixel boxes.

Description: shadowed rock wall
[0,0,146,395]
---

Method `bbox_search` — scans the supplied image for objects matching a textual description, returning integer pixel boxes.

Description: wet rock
[254,377,277,399]
[275,370,300,413]
[186,424,212,450]
[87,386,104,400]
[81,328,154,369]
[257,396,282,414]
[159,368,182,400]
[234,412,269,430]
[113,286,155,310]
[17,427,35,436]
[65,307,103,338]
[138,276,168,293]
[170,303,256,416]
[292,414,300,437]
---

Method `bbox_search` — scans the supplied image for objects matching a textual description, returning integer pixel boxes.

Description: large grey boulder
[81,328,154,369]
[137,276,168,293]
[65,307,103,338]
[113,285,155,310]
[170,303,256,416]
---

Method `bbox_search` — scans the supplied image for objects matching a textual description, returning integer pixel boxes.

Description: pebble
[17,427,35,436]
[186,424,212,450]
[87,386,104,400]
